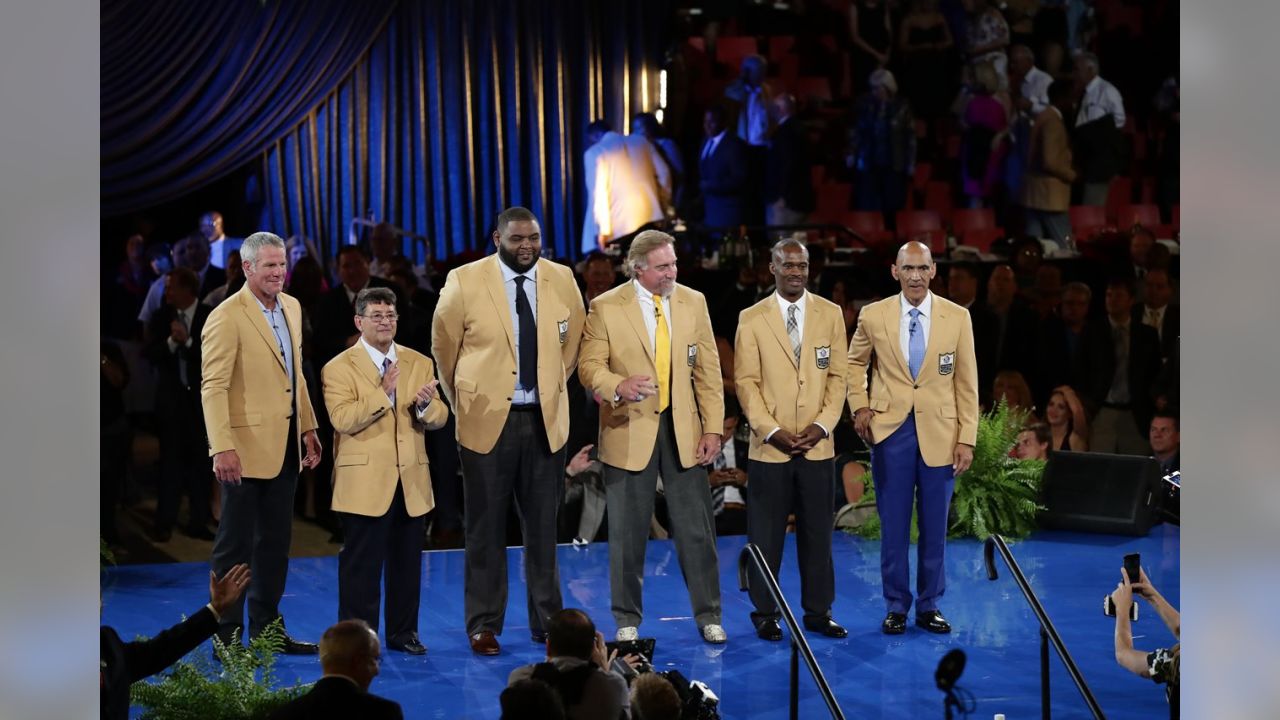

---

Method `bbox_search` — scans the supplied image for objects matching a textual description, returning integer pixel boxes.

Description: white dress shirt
[165,300,198,353]
[1076,75,1126,129]
[763,291,828,441]
[500,260,540,405]
[1021,65,1053,115]
[718,435,745,505]
[1142,304,1166,341]
[899,291,934,365]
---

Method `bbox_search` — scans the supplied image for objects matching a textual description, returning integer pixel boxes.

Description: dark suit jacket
[1083,318,1162,433]
[763,117,814,212]
[978,298,1037,380]
[100,607,218,720]
[145,303,213,397]
[699,132,751,229]
[199,265,228,301]
[313,278,403,365]
[1030,316,1091,410]
[269,676,403,720]
[964,302,999,405]
[1132,303,1179,363]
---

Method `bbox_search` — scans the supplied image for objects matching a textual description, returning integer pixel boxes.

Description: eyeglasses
[363,312,398,324]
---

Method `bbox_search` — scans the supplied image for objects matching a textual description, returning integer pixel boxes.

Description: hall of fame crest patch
[938,351,955,376]
[815,345,831,370]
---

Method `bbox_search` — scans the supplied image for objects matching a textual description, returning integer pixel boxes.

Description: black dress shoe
[469,631,501,656]
[881,612,907,635]
[754,618,783,641]
[531,630,547,644]
[915,610,952,634]
[279,634,320,655]
[182,525,216,541]
[804,617,848,638]
[388,634,427,655]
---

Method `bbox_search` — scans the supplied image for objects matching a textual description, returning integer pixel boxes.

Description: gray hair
[770,238,808,263]
[240,232,286,267]
[623,229,675,278]
[354,287,397,316]
[1063,281,1092,302]
[869,68,898,95]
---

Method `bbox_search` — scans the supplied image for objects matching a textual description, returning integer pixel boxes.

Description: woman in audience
[959,60,1010,209]
[848,0,893,95]
[285,234,328,290]
[1045,385,1089,451]
[992,369,1035,416]
[848,69,916,224]
[961,0,1010,76]
[897,0,956,120]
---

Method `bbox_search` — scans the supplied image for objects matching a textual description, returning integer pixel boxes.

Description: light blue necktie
[908,308,925,379]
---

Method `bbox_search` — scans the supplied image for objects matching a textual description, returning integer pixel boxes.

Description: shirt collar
[1085,75,1102,93]
[359,336,397,369]
[179,300,198,317]
[250,291,282,315]
[774,290,806,313]
[900,291,933,318]
[708,130,726,145]
[498,258,537,284]
[633,279,664,302]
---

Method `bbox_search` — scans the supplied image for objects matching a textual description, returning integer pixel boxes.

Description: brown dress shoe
[469,630,500,656]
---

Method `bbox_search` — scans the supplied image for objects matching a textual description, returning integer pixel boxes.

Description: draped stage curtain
[260,0,670,260]
[101,0,399,216]
[102,0,671,261]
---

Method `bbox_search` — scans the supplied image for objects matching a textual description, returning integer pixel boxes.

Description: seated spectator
[630,673,683,720]
[269,619,403,720]
[1149,412,1180,477]
[1014,422,1051,461]
[992,369,1035,416]
[101,565,250,720]
[507,609,632,720]
[1045,385,1089,452]
[709,396,749,536]
[501,679,566,720]
[1109,567,1180,718]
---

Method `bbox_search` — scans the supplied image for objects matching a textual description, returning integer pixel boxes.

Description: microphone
[935,648,966,692]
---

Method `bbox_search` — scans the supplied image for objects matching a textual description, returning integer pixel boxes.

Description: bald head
[892,241,935,305]
[319,620,381,691]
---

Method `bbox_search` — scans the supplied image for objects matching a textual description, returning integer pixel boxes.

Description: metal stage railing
[984,534,1106,719]
[737,543,846,720]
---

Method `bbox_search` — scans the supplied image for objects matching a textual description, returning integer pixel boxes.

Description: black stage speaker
[1038,451,1161,536]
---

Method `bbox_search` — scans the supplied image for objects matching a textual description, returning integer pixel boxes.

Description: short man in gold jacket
[323,287,448,655]
[734,239,848,641]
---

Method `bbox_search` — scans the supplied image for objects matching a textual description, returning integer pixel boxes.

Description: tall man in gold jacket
[431,207,586,656]
[578,230,727,644]
[847,241,979,635]
[734,239,848,642]
[323,287,448,656]
[201,232,323,653]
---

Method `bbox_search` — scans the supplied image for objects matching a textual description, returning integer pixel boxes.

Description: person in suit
[982,264,1037,379]
[201,232,323,654]
[1133,268,1178,364]
[734,239,849,641]
[269,619,403,720]
[763,94,815,231]
[847,241,979,634]
[137,233,228,328]
[101,564,250,720]
[589,121,671,253]
[1084,276,1162,455]
[699,106,751,236]
[945,262,998,405]
[322,288,448,656]
[1023,79,1077,247]
[145,267,215,542]
[578,230,727,644]
[432,207,586,656]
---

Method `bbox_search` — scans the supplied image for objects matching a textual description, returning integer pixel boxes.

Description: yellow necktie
[653,294,670,412]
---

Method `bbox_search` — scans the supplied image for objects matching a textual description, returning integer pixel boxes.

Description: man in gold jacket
[578,230,727,644]
[323,287,448,656]
[734,239,848,642]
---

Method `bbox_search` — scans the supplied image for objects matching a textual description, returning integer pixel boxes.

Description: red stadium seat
[841,211,895,246]
[1104,177,1133,223]
[715,36,760,69]
[958,228,1004,253]
[950,208,998,235]
[923,181,954,224]
[685,37,706,53]
[768,36,795,63]
[1171,205,1180,232]
[813,182,852,222]
[810,165,826,189]
[896,210,943,239]
[1069,205,1109,241]
[794,76,832,104]
[1115,203,1161,232]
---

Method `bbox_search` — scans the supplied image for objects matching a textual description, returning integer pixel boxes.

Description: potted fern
[843,399,1046,541]
[129,620,312,720]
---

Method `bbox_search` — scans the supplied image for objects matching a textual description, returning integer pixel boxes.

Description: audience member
[632,112,684,213]
[368,222,402,279]
[563,443,606,545]
[1014,422,1051,461]
[1031,264,1064,320]
[102,564,250,720]
[1085,277,1161,455]
[507,609,632,720]
[1031,281,1092,406]
[500,680,566,720]
[896,0,956,120]
[1023,79,1078,247]
[982,264,1036,377]
[581,121,617,254]
[580,252,619,305]
[269,619,404,720]
[848,69,916,223]
[962,0,1010,75]
[1134,267,1178,362]
[1072,52,1126,206]
[203,249,245,308]
[708,396,748,536]
[137,233,226,327]
[1045,385,1089,452]
[959,61,1010,209]
[991,369,1034,416]
[1109,567,1180,718]
[315,246,401,364]
[629,673,683,720]
[946,262,997,402]
[1009,44,1052,116]
[849,0,894,94]
[1149,412,1180,477]
[763,93,815,231]
[698,106,751,234]
[145,267,215,542]
[724,54,774,149]
[201,210,241,270]
[589,121,671,252]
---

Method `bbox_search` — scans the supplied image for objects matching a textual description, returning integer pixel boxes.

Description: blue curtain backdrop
[101,0,399,216]
[102,0,671,261]
[260,0,670,260]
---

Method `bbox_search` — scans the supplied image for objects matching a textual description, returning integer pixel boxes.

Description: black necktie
[514,276,538,389]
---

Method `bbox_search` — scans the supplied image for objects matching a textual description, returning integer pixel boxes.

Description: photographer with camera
[508,608,636,720]
[1109,565,1180,718]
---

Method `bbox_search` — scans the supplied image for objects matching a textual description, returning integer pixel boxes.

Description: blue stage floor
[102,526,1179,719]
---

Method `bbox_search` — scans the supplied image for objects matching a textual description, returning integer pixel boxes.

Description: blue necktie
[908,308,925,379]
